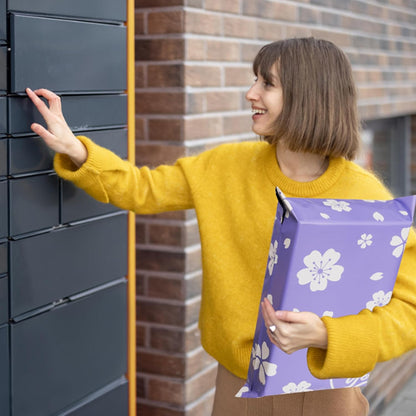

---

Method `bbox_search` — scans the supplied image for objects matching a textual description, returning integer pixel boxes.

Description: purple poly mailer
[238,188,416,398]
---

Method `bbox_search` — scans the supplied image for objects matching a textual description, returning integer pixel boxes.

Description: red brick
[137,323,147,348]
[135,12,145,35]
[136,39,185,61]
[138,351,186,377]
[205,91,241,112]
[138,140,184,166]
[186,348,216,378]
[136,375,146,398]
[137,402,184,416]
[137,249,187,273]
[184,65,222,87]
[185,364,217,403]
[148,118,183,142]
[149,223,184,246]
[136,92,185,115]
[134,116,146,141]
[205,0,241,14]
[223,114,252,135]
[148,276,184,300]
[147,64,184,88]
[206,40,240,61]
[185,10,223,36]
[184,116,223,140]
[148,11,185,34]
[224,66,252,87]
[148,377,185,406]
[138,299,186,325]
[135,64,145,88]
[185,39,206,60]
[186,92,206,114]
[136,0,183,6]
[256,20,285,41]
[223,16,257,39]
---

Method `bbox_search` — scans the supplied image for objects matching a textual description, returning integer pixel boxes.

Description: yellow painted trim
[127,0,136,415]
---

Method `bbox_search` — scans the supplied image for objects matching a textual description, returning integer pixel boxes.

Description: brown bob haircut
[253,37,360,160]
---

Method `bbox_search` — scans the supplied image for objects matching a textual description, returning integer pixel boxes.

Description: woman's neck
[275,142,329,182]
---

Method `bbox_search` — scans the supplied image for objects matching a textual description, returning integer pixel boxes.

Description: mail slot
[0,241,6,275]
[10,13,126,93]
[11,281,127,416]
[80,128,128,159]
[9,174,60,237]
[10,213,128,317]
[9,94,127,135]
[8,0,126,22]
[0,180,7,240]
[57,378,128,416]
[0,325,9,416]
[9,136,54,176]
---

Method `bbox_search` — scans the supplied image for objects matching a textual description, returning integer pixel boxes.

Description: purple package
[238,188,416,398]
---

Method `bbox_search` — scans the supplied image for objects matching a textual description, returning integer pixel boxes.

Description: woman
[26,37,416,415]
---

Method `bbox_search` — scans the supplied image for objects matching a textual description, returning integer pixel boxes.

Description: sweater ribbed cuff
[307,311,379,379]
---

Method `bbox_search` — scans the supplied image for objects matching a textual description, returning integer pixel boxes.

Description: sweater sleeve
[307,227,416,379]
[54,135,197,214]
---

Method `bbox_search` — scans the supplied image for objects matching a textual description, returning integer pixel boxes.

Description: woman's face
[245,65,283,137]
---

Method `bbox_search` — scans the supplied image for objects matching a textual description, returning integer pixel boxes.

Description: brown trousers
[212,365,369,416]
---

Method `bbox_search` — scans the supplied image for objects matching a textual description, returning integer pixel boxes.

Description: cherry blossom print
[235,386,250,397]
[320,213,330,219]
[390,227,410,258]
[252,342,278,385]
[283,238,291,249]
[268,240,278,276]
[369,272,384,281]
[366,290,393,311]
[357,233,373,249]
[282,381,313,394]
[297,249,344,292]
[373,212,384,222]
[323,199,352,212]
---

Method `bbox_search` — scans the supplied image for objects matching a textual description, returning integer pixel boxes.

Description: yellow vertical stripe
[127,0,136,415]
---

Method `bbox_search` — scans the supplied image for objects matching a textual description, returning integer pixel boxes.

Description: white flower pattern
[323,199,352,212]
[282,381,313,394]
[366,290,392,311]
[252,342,278,385]
[268,240,278,276]
[357,233,373,249]
[390,227,410,258]
[297,249,344,292]
[235,386,249,397]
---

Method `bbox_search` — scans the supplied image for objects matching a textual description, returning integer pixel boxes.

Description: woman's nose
[245,83,259,102]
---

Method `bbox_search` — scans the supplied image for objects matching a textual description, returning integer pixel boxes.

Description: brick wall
[134,0,416,414]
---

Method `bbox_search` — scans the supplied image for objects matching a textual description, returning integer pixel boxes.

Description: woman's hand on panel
[26,88,87,167]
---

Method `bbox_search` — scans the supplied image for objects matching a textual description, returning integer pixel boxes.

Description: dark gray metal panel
[0,242,6,275]
[0,47,6,93]
[9,94,127,135]
[10,14,126,93]
[9,136,54,176]
[58,378,128,416]
[10,213,127,317]
[0,275,8,324]
[0,325,9,416]
[8,0,126,22]
[0,181,7,240]
[0,139,6,177]
[0,97,6,135]
[11,281,127,416]
[61,181,121,224]
[9,174,59,237]
[82,128,128,159]
[0,0,6,42]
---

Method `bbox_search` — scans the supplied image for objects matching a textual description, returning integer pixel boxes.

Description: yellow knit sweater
[55,136,416,380]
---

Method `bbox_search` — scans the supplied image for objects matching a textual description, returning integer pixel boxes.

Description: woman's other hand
[261,297,328,354]
[26,88,88,167]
